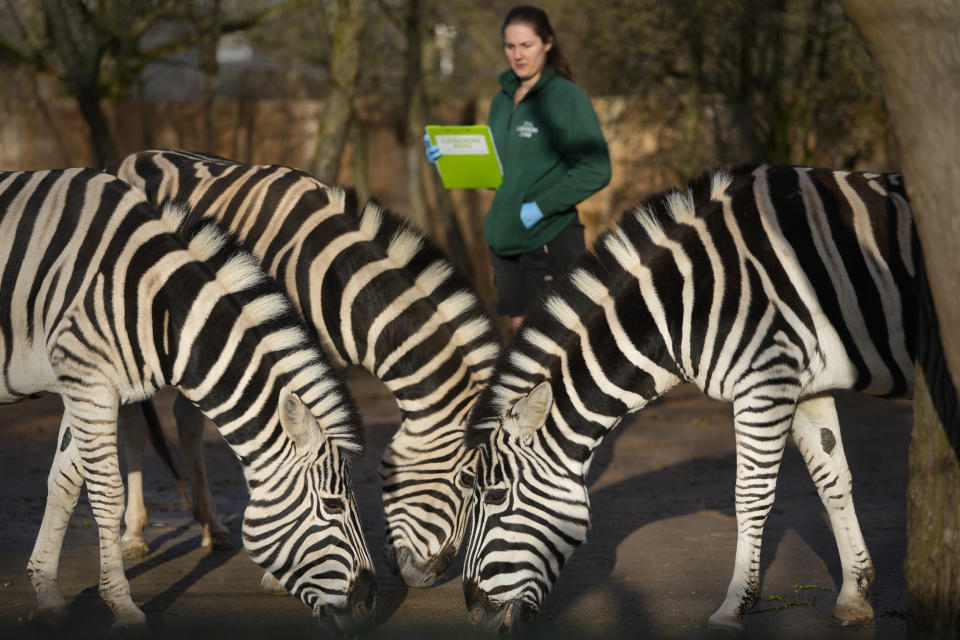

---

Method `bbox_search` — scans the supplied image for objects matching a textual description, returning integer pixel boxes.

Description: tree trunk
[199,1,222,154]
[840,0,960,394]
[839,1,960,637]
[313,93,354,185]
[401,0,432,235]
[310,0,366,185]
[72,83,118,167]
[40,0,118,167]
[908,269,960,638]
[349,119,371,204]
[28,73,72,167]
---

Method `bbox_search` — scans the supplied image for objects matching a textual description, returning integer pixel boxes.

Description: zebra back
[107,148,502,585]
[0,168,374,625]
[471,165,917,447]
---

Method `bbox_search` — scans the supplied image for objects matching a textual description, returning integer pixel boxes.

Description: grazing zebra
[0,169,375,634]
[462,165,917,632]
[105,149,501,587]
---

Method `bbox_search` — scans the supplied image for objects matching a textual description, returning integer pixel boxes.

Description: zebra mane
[166,205,365,457]
[625,167,734,244]
[465,166,748,449]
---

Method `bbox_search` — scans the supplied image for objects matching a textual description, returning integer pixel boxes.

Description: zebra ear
[279,390,313,449]
[507,381,553,443]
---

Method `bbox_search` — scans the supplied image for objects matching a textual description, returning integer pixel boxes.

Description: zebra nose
[463,578,486,617]
[428,544,455,578]
[395,544,454,587]
[469,604,486,626]
[382,543,410,574]
[348,569,377,615]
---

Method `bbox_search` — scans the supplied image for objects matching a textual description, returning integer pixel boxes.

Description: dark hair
[502,5,573,81]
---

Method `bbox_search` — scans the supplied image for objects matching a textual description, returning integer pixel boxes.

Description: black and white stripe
[1,168,374,633]
[462,165,916,632]
[107,149,501,586]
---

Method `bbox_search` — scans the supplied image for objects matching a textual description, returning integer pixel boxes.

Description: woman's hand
[520,202,543,228]
[424,133,443,164]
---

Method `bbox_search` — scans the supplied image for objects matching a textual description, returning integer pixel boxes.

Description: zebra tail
[140,400,192,510]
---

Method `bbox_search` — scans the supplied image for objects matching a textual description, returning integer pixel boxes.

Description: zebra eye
[484,488,508,505]
[322,497,345,514]
[458,470,476,488]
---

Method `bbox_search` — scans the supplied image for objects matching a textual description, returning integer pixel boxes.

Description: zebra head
[380,425,480,587]
[462,381,591,632]
[241,389,376,633]
[375,281,499,588]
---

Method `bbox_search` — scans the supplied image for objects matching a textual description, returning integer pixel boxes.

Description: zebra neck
[549,358,683,465]
[356,308,498,432]
[145,266,316,468]
[391,378,481,432]
[498,258,692,463]
[503,317,684,466]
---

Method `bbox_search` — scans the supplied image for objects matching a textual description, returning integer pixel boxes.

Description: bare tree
[0,0,276,167]
[383,0,428,236]
[3,0,181,166]
[35,0,124,165]
[308,0,367,184]
[840,2,960,638]
[568,0,884,173]
[193,0,222,153]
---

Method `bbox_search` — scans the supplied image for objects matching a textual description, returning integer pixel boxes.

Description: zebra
[461,165,917,632]
[105,149,502,587]
[0,168,376,634]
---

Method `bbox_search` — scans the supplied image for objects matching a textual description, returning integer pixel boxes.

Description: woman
[427,5,611,331]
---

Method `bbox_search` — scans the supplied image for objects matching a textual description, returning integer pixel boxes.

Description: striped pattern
[1,169,374,632]
[107,149,501,586]
[462,165,916,632]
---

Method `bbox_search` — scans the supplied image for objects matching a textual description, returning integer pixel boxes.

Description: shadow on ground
[0,379,909,639]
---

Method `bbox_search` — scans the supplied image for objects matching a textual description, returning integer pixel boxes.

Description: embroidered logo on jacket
[515,121,539,138]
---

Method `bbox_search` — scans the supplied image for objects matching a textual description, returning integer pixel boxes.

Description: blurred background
[0,0,893,307]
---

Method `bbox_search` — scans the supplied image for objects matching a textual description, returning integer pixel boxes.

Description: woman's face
[503,22,552,84]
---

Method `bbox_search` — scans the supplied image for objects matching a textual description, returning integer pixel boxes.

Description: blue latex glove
[424,133,443,164]
[520,201,543,229]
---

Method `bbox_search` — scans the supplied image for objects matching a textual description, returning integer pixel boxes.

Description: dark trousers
[489,219,586,317]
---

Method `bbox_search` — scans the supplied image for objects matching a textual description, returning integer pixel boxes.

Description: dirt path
[0,371,910,639]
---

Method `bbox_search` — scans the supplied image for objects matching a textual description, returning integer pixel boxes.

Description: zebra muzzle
[348,569,377,615]
[464,580,537,632]
[382,543,409,575]
[311,569,377,633]
[384,543,454,587]
[467,599,535,633]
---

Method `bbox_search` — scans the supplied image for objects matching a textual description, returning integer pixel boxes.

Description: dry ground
[0,370,910,639]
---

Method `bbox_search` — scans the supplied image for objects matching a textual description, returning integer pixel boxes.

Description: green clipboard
[425,125,503,189]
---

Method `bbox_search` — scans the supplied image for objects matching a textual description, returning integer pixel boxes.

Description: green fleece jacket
[484,65,611,256]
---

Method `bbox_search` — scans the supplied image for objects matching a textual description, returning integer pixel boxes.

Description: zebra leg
[791,394,874,626]
[708,389,796,632]
[173,394,233,550]
[68,397,147,631]
[119,403,151,558]
[27,414,82,626]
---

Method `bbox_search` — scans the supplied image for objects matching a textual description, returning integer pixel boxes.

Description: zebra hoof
[29,604,68,627]
[121,538,150,559]
[829,599,874,627]
[706,612,744,634]
[260,572,287,595]
[202,529,233,551]
[107,615,149,640]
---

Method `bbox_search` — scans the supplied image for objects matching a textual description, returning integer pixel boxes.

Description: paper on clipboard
[425,125,503,189]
